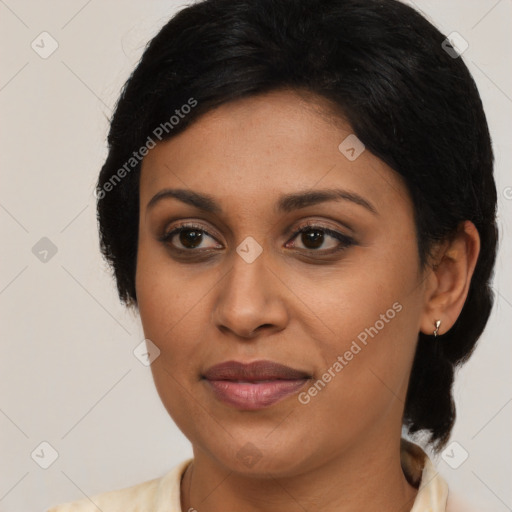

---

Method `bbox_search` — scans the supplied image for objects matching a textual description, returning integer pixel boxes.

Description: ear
[419,220,480,337]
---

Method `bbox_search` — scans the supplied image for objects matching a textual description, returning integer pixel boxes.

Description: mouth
[201,360,312,410]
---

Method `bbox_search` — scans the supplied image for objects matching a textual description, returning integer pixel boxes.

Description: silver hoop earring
[433,320,441,338]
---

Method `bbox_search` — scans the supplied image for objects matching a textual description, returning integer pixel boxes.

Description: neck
[180,434,418,512]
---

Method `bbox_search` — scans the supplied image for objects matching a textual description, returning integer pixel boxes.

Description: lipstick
[202,360,311,410]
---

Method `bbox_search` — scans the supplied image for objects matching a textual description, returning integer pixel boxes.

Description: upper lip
[202,360,311,381]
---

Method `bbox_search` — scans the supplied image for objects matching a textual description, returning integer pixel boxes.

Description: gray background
[1,1,511,510]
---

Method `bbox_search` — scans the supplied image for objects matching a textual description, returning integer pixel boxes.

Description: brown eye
[177,228,203,249]
[287,224,355,253]
[158,221,355,257]
[159,224,220,251]
[299,228,326,249]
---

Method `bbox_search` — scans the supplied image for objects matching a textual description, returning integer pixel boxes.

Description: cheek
[137,269,204,362]
[303,236,422,411]
[136,232,203,339]
[296,300,419,452]
[135,247,200,412]
[136,253,210,435]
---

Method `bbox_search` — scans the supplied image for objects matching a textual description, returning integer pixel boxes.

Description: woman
[48,0,498,510]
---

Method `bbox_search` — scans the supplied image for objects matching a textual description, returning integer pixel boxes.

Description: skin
[135,89,480,512]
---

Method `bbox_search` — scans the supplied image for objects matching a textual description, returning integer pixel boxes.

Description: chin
[204,433,317,478]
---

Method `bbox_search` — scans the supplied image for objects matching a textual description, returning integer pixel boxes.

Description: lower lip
[205,379,309,410]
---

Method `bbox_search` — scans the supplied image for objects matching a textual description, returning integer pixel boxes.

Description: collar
[401,438,449,511]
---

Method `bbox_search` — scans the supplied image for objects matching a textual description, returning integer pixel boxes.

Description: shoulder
[402,439,480,512]
[46,477,161,512]
[45,459,192,512]
[446,492,480,512]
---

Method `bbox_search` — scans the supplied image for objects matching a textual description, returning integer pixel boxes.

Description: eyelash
[158,221,355,256]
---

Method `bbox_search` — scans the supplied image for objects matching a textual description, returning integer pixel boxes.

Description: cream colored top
[47,440,472,511]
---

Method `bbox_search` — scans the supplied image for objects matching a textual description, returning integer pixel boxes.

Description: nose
[211,247,289,339]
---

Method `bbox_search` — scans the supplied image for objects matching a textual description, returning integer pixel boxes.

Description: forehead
[139,89,412,218]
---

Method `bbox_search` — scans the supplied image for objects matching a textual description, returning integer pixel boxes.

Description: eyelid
[158,222,220,244]
[289,218,353,237]
[159,219,355,253]
[286,221,355,251]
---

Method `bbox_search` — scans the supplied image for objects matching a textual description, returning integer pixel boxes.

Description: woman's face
[136,89,430,476]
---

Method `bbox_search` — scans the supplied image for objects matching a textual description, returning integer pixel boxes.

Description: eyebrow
[146,187,378,216]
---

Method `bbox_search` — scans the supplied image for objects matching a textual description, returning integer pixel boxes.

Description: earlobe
[419,220,480,337]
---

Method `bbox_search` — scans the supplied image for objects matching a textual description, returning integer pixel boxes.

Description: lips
[203,360,311,381]
[202,360,311,410]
